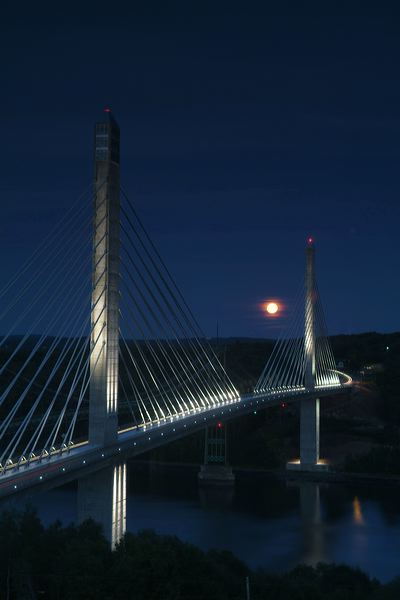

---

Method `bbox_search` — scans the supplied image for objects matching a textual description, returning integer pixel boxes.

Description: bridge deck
[0,384,350,499]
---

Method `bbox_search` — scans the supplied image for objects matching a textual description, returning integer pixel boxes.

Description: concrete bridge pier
[198,422,235,486]
[300,396,320,467]
[77,462,126,548]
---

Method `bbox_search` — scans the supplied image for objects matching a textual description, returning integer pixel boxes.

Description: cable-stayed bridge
[0,112,351,502]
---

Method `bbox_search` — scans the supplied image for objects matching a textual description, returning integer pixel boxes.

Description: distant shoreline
[130,458,400,486]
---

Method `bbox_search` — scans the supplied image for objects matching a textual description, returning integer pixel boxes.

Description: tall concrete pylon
[89,111,120,446]
[300,238,320,466]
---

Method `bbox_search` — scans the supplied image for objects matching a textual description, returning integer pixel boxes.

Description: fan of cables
[255,281,340,394]
[118,189,239,429]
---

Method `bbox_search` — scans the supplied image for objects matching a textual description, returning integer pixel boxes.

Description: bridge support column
[198,422,235,486]
[89,112,120,447]
[300,397,320,465]
[77,462,126,548]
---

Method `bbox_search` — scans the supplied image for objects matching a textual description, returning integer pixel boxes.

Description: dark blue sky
[1,4,400,337]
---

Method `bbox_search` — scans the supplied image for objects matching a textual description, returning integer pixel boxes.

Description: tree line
[1,508,400,599]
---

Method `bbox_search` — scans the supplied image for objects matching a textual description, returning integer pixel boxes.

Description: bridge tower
[299,238,320,468]
[89,111,120,446]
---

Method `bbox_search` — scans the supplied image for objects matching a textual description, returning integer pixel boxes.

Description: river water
[10,462,400,583]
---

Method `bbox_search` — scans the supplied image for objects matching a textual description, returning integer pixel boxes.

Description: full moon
[265,302,279,315]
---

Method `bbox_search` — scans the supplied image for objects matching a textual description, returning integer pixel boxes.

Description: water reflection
[198,485,235,509]
[298,481,325,565]
[7,464,400,582]
[352,496,365,526]
[77,462,126,547]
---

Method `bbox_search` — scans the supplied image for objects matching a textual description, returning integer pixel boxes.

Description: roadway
[0,382,351,500]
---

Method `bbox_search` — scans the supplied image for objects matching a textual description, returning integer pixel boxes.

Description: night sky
[1,4,400,337]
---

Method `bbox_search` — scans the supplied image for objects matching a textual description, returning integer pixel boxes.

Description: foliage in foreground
[1,508,400,599]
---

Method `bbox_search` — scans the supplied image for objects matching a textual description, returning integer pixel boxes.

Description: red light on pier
[104,107,111,113]
[307,236,314,245]
[217,422,223,429]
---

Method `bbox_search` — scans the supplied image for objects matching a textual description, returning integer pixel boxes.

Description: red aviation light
[104,107,111,113]
[307,236,314,245]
